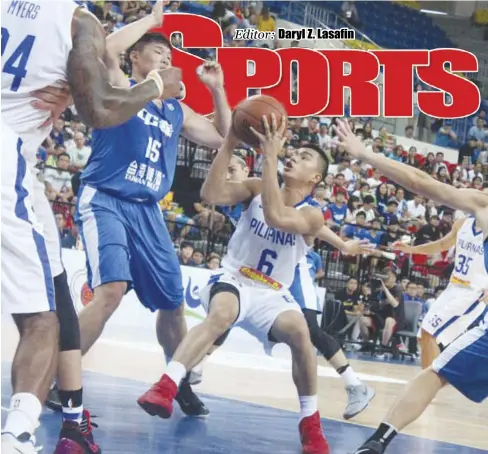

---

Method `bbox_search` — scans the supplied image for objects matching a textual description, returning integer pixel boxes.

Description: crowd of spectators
[35,1,488,353]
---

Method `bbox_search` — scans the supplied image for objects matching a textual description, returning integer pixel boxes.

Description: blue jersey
[306,251,323,284]
[82,81,184,203]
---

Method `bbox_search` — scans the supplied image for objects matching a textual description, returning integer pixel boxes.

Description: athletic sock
[3,393,42,437]
[367,422,398,448]
[337,364,362,387]
[59,388,83,425]
[298,395,318,421]
[165,361,186,386]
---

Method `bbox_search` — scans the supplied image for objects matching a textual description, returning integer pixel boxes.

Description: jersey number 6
[257,249,278,276]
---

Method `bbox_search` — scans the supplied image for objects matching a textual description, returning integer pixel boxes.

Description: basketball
[231,95,288,148]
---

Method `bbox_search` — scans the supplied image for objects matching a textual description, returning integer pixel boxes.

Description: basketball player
[1,1,177,452]
[393,212,488,369]
[331,119,488,454]
[138,114,331,453]
[74,19,231,417]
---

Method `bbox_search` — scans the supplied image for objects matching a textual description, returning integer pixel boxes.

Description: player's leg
[268,303,329,453]
[1,133,59,452]
[138,279,241,419]
[301,306,375,420]
[419,328,440,369]
[353,324,488,454]
[75,187,130,355]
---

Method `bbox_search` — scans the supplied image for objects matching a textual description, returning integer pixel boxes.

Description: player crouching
[138,113,330,453]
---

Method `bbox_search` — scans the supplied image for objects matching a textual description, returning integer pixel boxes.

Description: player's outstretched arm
[251,115,323,236]
[200,130,261,206]
[333,119,488,216]
[180,62,231,149]
[392,217,464,255]
[67,8,164,128]
[316,225,374,255]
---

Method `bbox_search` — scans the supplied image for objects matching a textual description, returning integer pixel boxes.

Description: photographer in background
[359,268,406,356]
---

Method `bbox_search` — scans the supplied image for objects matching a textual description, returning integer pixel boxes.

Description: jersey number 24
[1,28,36,92]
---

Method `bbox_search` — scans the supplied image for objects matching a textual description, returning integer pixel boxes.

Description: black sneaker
[45,384,62,412]
[353,440,385,454]
[175,377,209,417]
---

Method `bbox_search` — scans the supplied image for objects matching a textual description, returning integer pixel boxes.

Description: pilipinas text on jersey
[81,86,184,203]
[450,217,488,291]
[222,194,315,288]
[1,0,78,151]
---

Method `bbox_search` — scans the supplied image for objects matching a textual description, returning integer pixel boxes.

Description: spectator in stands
[165,1,181,13]
[212,2,239,41]
[473,175,483,190]
[56,213,70,238]
[436,166,450,185]
[368,219,385,247]
[406,194,426,225]
[341,1,361,29]
[404,125,414,139]
[345,195,361,223]
[367,168,383,190]
[178,241,195,266]
[361,195,376,223]
[450,168,468,188]
[353,181,371,200]
[375,183,390,216]
[434,123,458,149]
[191,249,204,268]
[359,269,406,355]
[336,277,362,341]
[49,118,65,146]
[121,1,141,21]
[312,182,328,214]
[473,108,486,126]
[318,124,332,150]
[61,223,80,250]
[67,132,91,172]
[206,253,221,270]
[332,173,349,198]
[388,145,404,163]
[468,116,487,162]
[422,152,435,175]
[343,211,369,240]
[326,189,348,230]
[395,187,408,220]
[459,136,478,165]
[257,5,276,32]
[434,152,448,173]
[383,199,399,226]
[415,215,441,245]
[44,152,73,202]
[46,143,67,168]
[383,219,402,248]
[403,146,418,167]
[438,209,454,237]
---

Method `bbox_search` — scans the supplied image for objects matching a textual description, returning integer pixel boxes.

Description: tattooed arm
[67,8,161,128]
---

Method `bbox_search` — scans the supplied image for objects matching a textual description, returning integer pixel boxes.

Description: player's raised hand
[343,239,376,256]
[197,61,224,91]
[333,118,367,159]
[250,113,286,158]
[31,81,72,128]
[151,0,165,26]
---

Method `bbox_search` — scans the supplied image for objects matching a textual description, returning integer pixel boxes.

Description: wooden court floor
[2,322,488,452]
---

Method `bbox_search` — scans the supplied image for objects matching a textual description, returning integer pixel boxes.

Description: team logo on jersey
[137,109,174,137]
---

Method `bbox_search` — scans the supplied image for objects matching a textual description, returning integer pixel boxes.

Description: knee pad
[55,270,81,352]
[303,309,341,360]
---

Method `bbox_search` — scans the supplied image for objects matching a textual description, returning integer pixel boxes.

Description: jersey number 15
[1,28,36,92]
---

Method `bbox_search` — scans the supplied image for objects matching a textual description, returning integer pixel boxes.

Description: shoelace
[80,412,99,435]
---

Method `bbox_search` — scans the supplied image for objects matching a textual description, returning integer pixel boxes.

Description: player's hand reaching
[31,81,72,128]
[392,240,413,253]
[343,239,376,256]
[249,113,286,158]
[333,118,368,160]
[197,61,224,91]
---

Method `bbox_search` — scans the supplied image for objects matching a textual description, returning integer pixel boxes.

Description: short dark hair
[363,195,375,204]
[405,125,413,131]
[180,241,193,250]
[58,152,70,160]
[301,143,330,182]
[127,33,172,67]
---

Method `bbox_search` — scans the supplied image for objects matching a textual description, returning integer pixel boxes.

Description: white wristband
[146,69,164,97]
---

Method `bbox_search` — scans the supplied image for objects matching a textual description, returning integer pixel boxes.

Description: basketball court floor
[2,320,488,453]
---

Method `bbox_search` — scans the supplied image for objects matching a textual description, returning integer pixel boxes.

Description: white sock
[299,395,318,421]
[339,365,362,387]
[165,361,186,386]
[62,405,84,425]
[3,393,42,437]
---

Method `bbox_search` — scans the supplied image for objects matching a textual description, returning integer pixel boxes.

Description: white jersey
[222,194,315,289]
[450,217,488,291]
[1,0,78,153]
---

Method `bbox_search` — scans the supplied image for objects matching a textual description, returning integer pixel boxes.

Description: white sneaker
[1,432,42,453]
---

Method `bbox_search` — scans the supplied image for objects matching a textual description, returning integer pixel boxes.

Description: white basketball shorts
[1,123,55,314]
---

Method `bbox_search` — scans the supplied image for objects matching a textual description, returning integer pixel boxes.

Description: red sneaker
[299,411,330,454]
[137,374,178,419]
